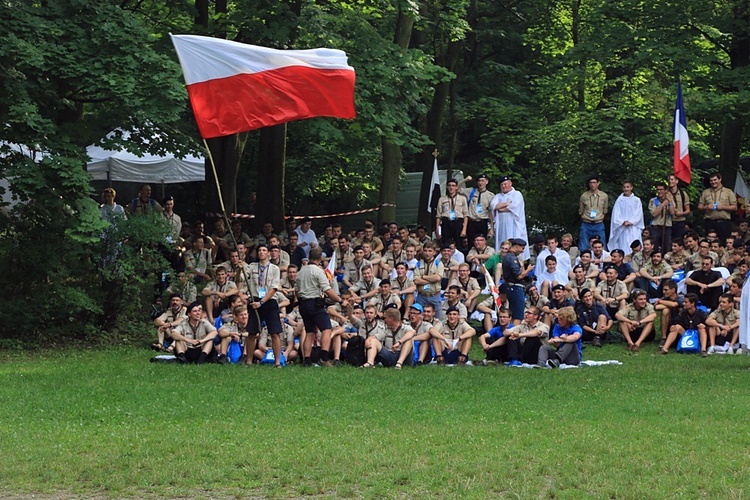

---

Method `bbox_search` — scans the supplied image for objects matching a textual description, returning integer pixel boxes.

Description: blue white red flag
[673,83,691,184]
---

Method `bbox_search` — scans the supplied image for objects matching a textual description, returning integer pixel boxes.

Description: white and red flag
[325,248,337,283]
[673,82,691,184]
[483,266,503,312]
[170,34,356,138]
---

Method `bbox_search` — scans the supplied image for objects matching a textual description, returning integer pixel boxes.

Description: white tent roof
[86,133,205,184]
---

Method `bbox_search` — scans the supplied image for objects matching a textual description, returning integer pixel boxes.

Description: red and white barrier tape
[208,204,396,220]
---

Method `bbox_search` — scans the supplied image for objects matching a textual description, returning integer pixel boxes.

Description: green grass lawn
[1,343,749,498]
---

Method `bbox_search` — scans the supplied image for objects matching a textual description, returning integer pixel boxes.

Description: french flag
[170,34,356,139]
[673,82,691,184]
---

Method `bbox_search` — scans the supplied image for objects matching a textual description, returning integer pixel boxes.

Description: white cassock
[608,193,644,252]
[534,248,572,279]
[491,188,529,261]
[740,273,750,350]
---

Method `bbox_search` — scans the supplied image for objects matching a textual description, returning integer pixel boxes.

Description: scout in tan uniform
[216,305,253,364]
[706,294,740,353]
[246,244,284,367]
[698,173,737,241]
[436,178,469,252]
[170,302,217,364]
[450,263,481,313]
[368,279,402,317]
[615,289,657,352]
[578,175,609,251]
[152,293,187,351]
[435,306,476,365]
[294,247,344,366]
[391,262,417,313]
[413,241,445,318]
[201,267,238,324]
[362,307,416,369]
[459,173,495,246]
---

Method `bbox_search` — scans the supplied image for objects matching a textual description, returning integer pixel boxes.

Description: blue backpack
[676,329,700,353]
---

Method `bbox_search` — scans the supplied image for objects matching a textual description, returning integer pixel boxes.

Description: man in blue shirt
[537,306,583,368]
[479,308,512,364]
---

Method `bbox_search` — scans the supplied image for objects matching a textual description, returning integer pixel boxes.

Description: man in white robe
[491,176,529,261]
[608,181,644,253]
[534,235,572,279]
[740,271,749,353]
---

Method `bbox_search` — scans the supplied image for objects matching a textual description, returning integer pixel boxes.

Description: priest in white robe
[608,181,644,253]
[740,271,749,352]
[490,176,529,261]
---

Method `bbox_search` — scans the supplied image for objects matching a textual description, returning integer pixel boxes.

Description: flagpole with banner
[170,33,357,327]
[734,171,750,217]
[426,149,441,237]
[673,82,691,184]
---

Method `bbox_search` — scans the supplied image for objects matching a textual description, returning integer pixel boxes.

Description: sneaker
[592,336,603,347]
[216,354,229,365]
[482,359,488,366]
[547,358,560,369]
[707,345,716,355]
[319,360,333,367]
[176,353,188,364]
[333,359,342,366]
[658,338,666,348]
[465,360,474,367]
[727,346,734,355]
[700,350,708,358]
[509,360,523,367]
[735,347,744,356]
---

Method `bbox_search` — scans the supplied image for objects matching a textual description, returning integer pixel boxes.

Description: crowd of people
[101,171,749,368]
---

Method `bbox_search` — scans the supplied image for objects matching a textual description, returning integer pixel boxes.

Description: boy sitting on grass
[537,306,582,369]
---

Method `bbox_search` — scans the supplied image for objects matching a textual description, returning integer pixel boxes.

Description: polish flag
[325,249,337,283]
[673,82,691,184]
[170,34,356,139]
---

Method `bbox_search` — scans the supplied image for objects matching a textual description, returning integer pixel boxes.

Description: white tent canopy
[86,131,205,184]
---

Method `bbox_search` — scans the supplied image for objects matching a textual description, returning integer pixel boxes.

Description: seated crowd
[119,173,748,369]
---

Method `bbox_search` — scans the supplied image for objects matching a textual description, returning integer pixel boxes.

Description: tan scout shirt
[708,308,738,326]
[247,261,281,300]
[437,194,469,221]
[700,187,736,220]
[173,318,216,341]
[439,320,473,341]
[579,190,609,223]
[413,258,444,297]
[617,303,655,322]
[462,188,494,221]
[351,317,387,341]
[295,263,331,299]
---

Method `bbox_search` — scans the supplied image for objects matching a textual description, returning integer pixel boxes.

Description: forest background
[1,0,748,340]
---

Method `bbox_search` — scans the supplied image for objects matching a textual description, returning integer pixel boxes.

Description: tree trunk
[205,134,247,217]
[417,40,461,228]
[379,138,402,223]
[719,3,750,185]
[255,124,286,231]
[377,4,416,226]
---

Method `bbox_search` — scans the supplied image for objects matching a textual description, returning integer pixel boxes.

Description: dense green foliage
[1,345,749,497]
[1,0,749,339]
[0,0,186,340]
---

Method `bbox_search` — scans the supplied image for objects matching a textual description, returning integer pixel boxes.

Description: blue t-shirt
[551,323,583,360]
[487,325,507,342]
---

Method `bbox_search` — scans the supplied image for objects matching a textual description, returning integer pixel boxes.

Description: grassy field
[1,343,749,498]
